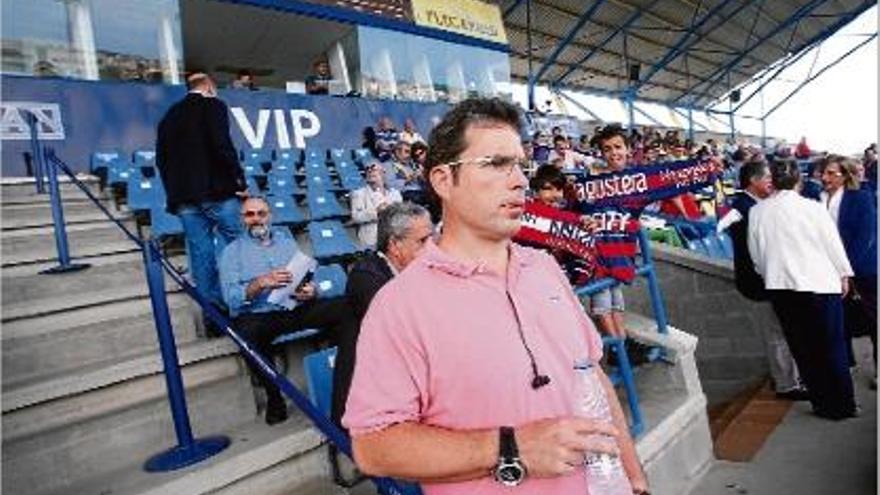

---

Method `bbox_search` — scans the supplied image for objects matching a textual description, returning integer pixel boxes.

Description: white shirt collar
[377,251,400,276]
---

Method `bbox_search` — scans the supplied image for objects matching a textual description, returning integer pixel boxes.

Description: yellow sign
[411,0,508,45]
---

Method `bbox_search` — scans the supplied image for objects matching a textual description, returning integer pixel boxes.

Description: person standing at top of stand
[156,72,246,336]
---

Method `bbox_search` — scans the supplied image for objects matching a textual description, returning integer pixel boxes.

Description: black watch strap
[499,426,518,460]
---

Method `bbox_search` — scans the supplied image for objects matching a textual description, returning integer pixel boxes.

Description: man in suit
[334,202,433,426]
[819,155,877,385]
[718,160,806,400]
[350,162,402,248]
[156,73,245,335]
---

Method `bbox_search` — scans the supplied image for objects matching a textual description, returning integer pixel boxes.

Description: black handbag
[844,290,872,338]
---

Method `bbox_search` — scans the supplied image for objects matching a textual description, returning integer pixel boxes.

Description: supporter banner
[517,158,722,283]
[572,158,724,209]
[411,0,507,44]
[0,75,448,176]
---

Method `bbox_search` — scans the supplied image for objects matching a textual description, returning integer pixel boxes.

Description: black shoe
[775,388,810,401]
[265,395,289,425]
[203,318,225,339]
[813,406,860,420]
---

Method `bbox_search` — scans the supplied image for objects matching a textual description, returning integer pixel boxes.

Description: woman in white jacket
[350,162,403,248]
[748,159,857,420]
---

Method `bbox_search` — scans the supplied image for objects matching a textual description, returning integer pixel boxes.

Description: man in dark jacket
[156,73,246,333]
[334,202,433,425]
[718,160,806,400]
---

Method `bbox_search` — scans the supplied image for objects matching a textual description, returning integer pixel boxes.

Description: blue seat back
[352,148,371,163]
[267,194,306,225]
[307,189,345,220]
[303,347,337,418]
[133,150,156,167]
[127,169,165,211]
[242,148,273,164]
[304,148,326,164]
[329,148,347,162]
[315,264,347,298]
[267,173,300,195]
[308,220,359,260]
[91,151,123,172]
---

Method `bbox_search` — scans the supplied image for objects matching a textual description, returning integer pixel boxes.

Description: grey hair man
[334,202,433,424]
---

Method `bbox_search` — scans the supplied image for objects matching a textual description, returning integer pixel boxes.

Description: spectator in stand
[219,197,357,425]
[156,72,245,337]
[305,59,332,95]
[230,69,257,90]
[818,155,877,383]
[717,160,807,400]
[748,159,857,420]
[547,135,590,170]
[337,202,434,424]
[399,118,425,145]
[863,144,877,193]
[795,137,812,159]
[388,141,416,189]
[344,97,648,494]
[574,134,592,155]
[801,162,824,201]
[350,162,403,248]
[532,130,552,163]
[591,125,632,339]
[374,116,399,162]
[550,125,564,139]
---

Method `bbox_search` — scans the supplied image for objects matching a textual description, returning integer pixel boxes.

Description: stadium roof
[496,0,875,109]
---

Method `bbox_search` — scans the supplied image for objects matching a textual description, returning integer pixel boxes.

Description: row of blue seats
[647,214,734,260]
[242,147,373,166]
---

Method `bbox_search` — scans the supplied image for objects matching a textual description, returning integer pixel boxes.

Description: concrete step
[1,175,104,205]
[1,252,184,322]
[2,355,257,495]
[35,410,329,495]
[1,220,140,267]
[1,200,127,230]
[2,293,199,388]
[2,336,238,413]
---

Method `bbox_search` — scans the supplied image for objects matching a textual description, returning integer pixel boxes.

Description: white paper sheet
[266,251,318,310]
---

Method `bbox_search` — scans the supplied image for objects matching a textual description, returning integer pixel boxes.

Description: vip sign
[0,102,65,140]
[230,107,321,149]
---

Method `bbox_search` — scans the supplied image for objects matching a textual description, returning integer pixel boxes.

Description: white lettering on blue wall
[0,102,65,140]
[230,107,321,149]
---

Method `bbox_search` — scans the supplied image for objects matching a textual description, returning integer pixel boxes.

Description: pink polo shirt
[344,240,604,494]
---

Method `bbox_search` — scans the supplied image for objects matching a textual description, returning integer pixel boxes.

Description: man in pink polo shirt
[343,98,649,494]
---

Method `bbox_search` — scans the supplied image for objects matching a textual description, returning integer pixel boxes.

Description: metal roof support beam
[762,32,877,119]
[670,106,709,131]
[632,103,664,127]
[504,0,528,18]
[529,0,608,88]
[623,90,636,130]
[556,91,606,123]
[552,0,662,87]
[632,0,739,92]
[674,0,835,105]
[726,0,876,111]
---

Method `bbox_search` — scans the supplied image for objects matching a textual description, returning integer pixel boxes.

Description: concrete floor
[689,336,878,495]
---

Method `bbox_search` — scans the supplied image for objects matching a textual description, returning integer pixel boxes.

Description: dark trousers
[769,290,856,418]
[234,299,356,416]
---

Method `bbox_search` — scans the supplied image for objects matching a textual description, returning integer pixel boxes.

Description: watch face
[495,461,525,486]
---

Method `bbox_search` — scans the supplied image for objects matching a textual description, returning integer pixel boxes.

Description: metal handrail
[40,148,414,494]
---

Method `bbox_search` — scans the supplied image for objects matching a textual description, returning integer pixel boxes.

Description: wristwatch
[493,426,527,486]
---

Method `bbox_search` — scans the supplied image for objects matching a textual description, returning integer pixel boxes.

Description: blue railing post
[26,112,46,194]
[142,240,230,472]
[39,148,90,275]
[638,229,669,335]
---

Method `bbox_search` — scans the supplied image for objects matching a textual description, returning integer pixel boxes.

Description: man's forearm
[245,277,265,301]
[352,422,497,483]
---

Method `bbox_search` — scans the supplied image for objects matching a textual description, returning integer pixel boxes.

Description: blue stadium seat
[308,220,360,261]
[718,231,734,258]
[242,161,267,177]
[245,176,262,196]
[314,264,347,298]
[127,169,166,211]
[329,148,347,162]
[91,151,123,174]
[276,149,298,164]
[303,347,337,418]
[266,173,303,196]
[352,148,372,164]
[267,195,307,226]
[241,148,274,164]
[338,173,365,192]
[307,188,346,220]
[107,161,135,187]
[150,207,183,238]
[304,148,326,164]
[133,150,156,167]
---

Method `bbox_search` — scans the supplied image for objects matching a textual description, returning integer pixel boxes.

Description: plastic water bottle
[574,359,632,495]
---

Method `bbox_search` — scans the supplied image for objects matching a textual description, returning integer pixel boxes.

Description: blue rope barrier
[38,148,90,275]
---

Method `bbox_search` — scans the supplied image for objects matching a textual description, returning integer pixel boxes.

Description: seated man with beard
[219,196,357,425]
